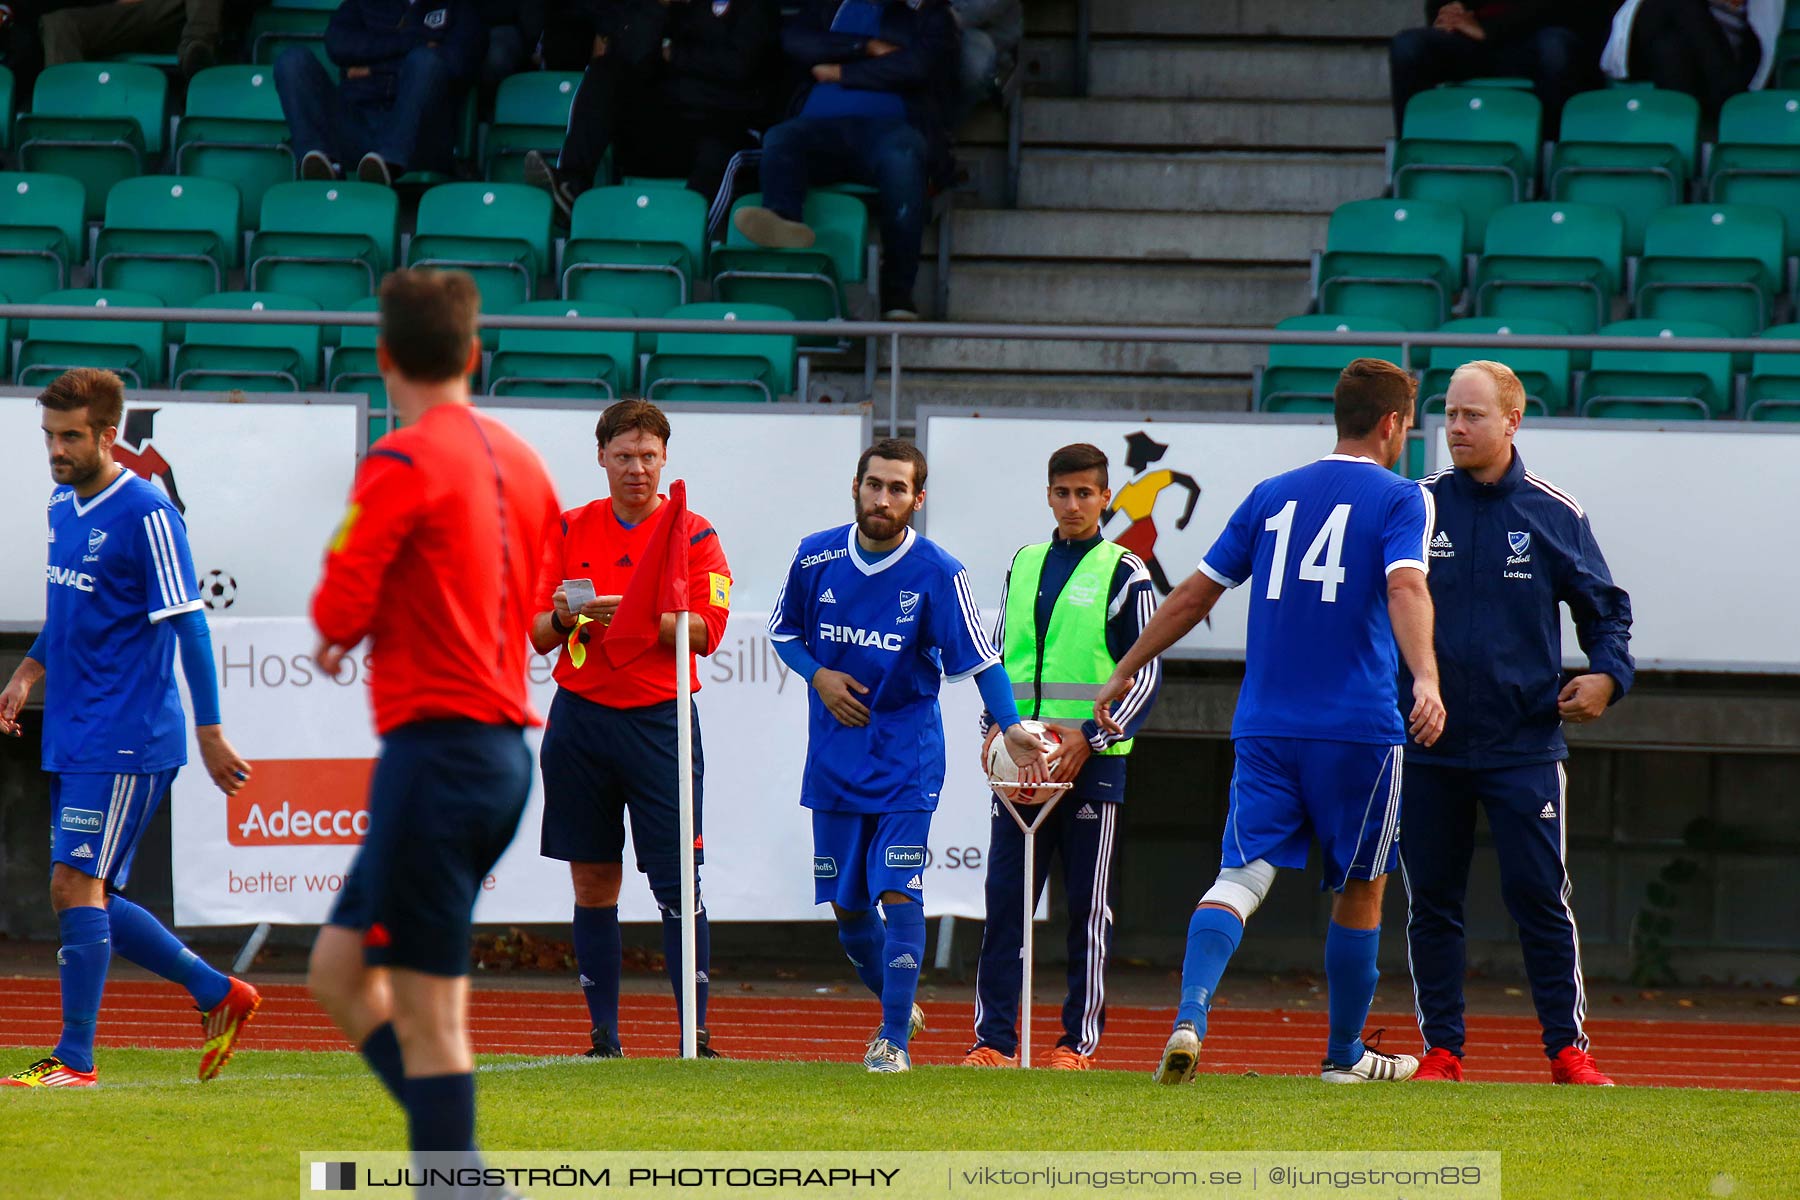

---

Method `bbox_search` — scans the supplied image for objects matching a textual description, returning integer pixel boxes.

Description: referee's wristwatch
[550,610,576,635]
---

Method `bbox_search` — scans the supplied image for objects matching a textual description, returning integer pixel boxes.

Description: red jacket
[312,403,562,735]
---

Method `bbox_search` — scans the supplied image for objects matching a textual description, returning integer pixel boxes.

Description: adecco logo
[225,759,376,846]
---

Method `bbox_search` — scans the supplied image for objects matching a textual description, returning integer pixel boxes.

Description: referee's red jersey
[312,404,562,735]
[535,496,732,709]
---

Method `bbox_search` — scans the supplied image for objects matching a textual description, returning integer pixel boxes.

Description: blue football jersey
[38,469,204,773]
[1199,454,1433,744]
[770,524,999,813]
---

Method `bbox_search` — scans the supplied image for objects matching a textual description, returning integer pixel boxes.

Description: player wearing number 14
[1095,358,1446,1087]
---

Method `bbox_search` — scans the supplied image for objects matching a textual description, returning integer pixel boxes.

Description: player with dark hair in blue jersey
[1096,358,1448,1087]
[770,438,1051,1073]
[0,368,261,1089]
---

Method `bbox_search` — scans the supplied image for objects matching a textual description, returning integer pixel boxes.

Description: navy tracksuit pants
[1398,760,1591,1059]
[972,795,1119,1057]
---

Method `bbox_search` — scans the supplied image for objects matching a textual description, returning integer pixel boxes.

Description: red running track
[1,978,1794,1090]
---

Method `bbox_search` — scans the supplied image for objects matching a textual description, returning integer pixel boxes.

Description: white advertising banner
[0,391,362,623]
[173,615,1001,926]
[921,410,1336,657]
[482,402,872,616]
[1431,420,1800,672]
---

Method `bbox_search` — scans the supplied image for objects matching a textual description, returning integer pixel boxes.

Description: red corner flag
[603,479,691,667]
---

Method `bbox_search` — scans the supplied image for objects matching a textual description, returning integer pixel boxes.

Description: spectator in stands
[951,0,1021,125]
[733,0,959,320]
[1601,0,1781,122]
[479,0,545,109]
[522,0,780,217]
[274,0,483,187]
[1388,2,1617,138]
[37,0,223,78]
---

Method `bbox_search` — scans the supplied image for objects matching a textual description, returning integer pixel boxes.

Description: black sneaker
[584,1026,624,1059]
[357,152,394,188]
[300,150,336,182]
[523,149,580,223]
[178,38,217,80]
[879,289,920,321]
[696,1029,724,1060]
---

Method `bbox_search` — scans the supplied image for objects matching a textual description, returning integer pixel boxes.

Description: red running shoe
[1550,1046,1615,1086]
[1413,1047,1464,1081]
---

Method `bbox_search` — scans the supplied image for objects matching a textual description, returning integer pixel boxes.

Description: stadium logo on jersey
[60,807,104,834]
[1508,530,1531,559]
[84,528,106,563]
[801,547,847,569]
[884,845,926,869]
[1430,530,1455,558]
[46,565,96,593]
[813,855,838,878]
[819,588,837,604]
[819,623,904,651]
[113,408,187,513]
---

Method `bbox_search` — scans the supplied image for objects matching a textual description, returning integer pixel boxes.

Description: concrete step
[1027,0,1416,39]
[1020,39,1393,101]
[880,335,1260,379]
[937,209,1327,264]
[944,260,1311,326]
[1024,97,1390,151]
[1016,149,1385,214]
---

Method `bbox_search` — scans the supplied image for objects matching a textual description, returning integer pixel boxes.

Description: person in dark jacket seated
[274,0,484,186]
[523,0,780,217]
[732,0,959,320]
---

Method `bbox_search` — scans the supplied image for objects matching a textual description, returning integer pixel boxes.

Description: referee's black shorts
[538,687,705,877]
[330,719,532,976]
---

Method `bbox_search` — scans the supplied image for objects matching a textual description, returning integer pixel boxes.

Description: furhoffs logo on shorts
[813,855,838,878]
[884,845,926,870]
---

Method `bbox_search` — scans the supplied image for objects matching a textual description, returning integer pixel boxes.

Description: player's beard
[50,447,103,489]
[855,498,915,543]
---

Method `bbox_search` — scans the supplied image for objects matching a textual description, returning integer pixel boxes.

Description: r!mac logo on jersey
[226,759,376,845]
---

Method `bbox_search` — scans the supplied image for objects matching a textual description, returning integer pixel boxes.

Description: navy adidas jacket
[1401,449,1634,768]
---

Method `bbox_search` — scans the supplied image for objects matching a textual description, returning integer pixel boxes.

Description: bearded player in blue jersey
[0,369,260,1088]
[1096,359,1447,1087]
[770,439,1050,1073]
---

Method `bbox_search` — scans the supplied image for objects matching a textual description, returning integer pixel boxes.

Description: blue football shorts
[811,808,932,911]
[1222,736,1403,892]
[50,769,176,889]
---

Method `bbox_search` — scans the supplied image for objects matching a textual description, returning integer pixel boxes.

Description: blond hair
[1450,359,1526,417]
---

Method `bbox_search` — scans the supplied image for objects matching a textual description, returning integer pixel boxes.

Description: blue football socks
[1325,921,1382,1065]
[878,899,926,1048]
[359,1021,405,1101]
[659,902,711,1032]
[52,906,112,1073]
[107,894,230,1012]
[835,908,888,999]
[572,904,622,1046]
[1175,905,1245,1039]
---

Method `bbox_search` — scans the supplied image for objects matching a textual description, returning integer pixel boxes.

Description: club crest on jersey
[1508,530,1531,558]
[423,7,448,29]
[84,528,106,562]
[712,0,729,13]
[897,589,919,622]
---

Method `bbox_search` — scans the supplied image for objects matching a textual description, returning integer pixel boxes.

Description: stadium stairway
[824,0,1412,422]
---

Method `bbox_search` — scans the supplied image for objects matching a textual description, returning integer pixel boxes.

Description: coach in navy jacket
[1398,359,1633,1088]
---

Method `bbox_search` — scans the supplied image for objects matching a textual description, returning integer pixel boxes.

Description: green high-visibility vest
[1001,539,1132,757]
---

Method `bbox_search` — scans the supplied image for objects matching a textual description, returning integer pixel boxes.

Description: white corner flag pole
[999,784,1070,1069]
[676,608,698,1061]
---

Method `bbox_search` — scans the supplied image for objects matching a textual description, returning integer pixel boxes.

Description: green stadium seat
[16,288,166,388]
[17,63,168,223]
[1778,5,1800,87]
[488,300,637,399]
[407,182,553,323]
[1578,318,1734,420]
[0,65,14,152]
[327,297,389,438]
[173,291,323,392]
[1256,314,1407,413]
[643,302,797,403]
[712,191,868,343]
[1316,198,1464,330]
[1549,88,1699,255]
[1746,322,1800,420]
[1634,204,1784,337]
[249,6,334,71]
[483,72,583,183]
[1419,316,1572,414]
[0,172,86,301]
[175,66,296,231]
[562,184,707,316]
[93,176,241,307]
[1474,201,1624,335]
[1706,91,1800,261]
[250,181,399,316]
[1393,86,1542,252]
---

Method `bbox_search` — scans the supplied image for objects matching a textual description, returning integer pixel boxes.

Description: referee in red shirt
[307,270,561,1170]
[530,399,733,1059]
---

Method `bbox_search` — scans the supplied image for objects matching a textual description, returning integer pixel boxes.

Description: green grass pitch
[2,1051,1793,1199]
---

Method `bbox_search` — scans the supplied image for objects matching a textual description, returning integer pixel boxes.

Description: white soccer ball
[984,720,1063,805]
